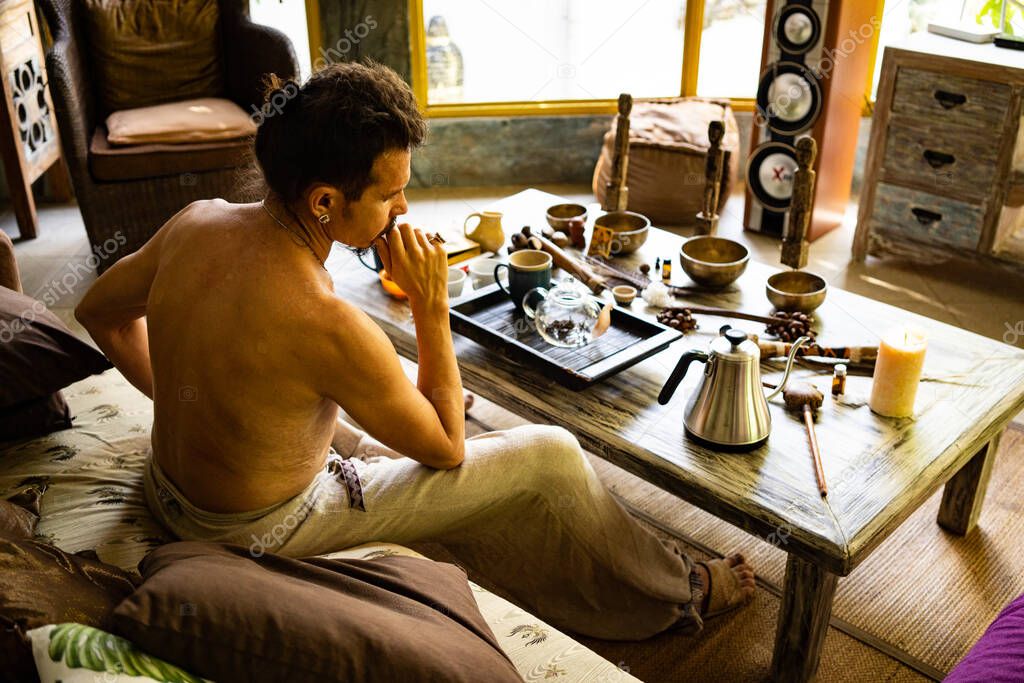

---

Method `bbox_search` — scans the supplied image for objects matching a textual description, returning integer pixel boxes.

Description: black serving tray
[449,283,682,390]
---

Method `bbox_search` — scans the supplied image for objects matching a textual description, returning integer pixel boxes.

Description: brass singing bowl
[678,236,749,288]
[766,271,828,313]
[594,210,650,255]
[545,203,588,231]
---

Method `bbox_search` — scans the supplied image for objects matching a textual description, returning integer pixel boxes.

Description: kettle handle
[658,350,709,405]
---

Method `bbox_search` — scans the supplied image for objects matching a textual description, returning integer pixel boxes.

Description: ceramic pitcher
[464,211,505,253]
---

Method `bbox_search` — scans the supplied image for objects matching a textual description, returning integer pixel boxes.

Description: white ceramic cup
[447,267,467,298]
[468,258,506,288]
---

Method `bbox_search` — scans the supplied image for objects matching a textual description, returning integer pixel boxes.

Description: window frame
[402,0,884,118]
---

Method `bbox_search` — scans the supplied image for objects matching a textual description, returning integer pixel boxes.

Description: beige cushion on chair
[105,97,257,145]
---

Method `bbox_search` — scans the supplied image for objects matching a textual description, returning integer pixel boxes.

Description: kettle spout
[764,336,812,401]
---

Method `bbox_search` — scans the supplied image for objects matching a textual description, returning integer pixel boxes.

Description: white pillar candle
[869,328,928,418]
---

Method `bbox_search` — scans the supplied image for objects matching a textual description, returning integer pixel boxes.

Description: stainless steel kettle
[657,326,810,450]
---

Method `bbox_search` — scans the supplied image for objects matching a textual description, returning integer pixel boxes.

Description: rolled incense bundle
[531,232,608,294]
[758,340,878,366]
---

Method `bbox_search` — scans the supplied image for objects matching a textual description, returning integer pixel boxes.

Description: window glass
[871,0,997,97]
[695,0,769,99]
[423,0,686,104]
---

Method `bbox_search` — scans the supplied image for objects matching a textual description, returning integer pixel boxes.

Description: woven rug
[455,397,1024,682]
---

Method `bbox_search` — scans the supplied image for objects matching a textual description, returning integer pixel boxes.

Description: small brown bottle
[832,364,847,397]
[661,258,672,282]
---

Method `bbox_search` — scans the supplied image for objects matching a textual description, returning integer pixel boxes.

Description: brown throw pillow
[0,538,138,683]
[82,0,223,114]
[113,542,522,683]
[0,286,111,440]
[0,392,72,443]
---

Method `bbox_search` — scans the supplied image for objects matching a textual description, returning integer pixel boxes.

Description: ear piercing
[318,214,331,224]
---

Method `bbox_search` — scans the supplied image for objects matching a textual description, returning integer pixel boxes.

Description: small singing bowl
[766,270,828,313]
[678,236,749,288]
[612,285,637,306]
[546,203,588,232]
[594,210,650,255]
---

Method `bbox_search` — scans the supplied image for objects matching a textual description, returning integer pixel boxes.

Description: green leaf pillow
[28,623,210,683]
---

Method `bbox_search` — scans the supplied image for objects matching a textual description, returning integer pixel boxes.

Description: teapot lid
[709,326,760,362]
[548,276,589,305]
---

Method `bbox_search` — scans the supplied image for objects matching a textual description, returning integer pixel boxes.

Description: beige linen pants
[144,423,703,640]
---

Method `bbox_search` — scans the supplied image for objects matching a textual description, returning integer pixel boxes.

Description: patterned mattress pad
[0,370,638,682]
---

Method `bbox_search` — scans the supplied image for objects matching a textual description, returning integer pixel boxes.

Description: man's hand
[374,223,447,310]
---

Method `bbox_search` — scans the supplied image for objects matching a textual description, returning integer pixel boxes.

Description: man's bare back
[145,199,347,511]
[77,164,466,514]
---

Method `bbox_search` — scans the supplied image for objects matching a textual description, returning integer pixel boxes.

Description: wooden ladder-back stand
[602,93,632,213]
[781,137,817,269]
[695,119,725,236]
[0,0,73,240]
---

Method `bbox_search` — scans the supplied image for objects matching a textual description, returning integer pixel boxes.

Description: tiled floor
[5,185,1023,422]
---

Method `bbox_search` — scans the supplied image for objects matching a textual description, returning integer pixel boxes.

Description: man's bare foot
[695,553,755,618]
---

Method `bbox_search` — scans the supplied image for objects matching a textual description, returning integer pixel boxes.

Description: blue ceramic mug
[494,249,552,312]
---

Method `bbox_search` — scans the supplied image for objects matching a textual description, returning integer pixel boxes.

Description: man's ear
[304,183,345,222]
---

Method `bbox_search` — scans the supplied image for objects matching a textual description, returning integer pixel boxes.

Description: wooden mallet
[783,382,828,497]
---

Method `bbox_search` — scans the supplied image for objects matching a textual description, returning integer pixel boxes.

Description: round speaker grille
[776,5,820,54]
[756,61,822,135]
[746,142,798,210]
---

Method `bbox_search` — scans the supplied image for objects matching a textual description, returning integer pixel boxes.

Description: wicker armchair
[38,0,299,271]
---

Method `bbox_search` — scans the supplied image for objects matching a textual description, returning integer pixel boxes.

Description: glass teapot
[522,277,605,348]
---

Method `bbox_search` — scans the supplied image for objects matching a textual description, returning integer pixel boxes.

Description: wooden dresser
[853,33,1024,272]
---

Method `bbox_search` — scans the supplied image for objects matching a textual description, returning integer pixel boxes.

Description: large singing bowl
[678,236,750,288]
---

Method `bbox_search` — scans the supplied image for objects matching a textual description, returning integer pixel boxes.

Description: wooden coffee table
[328,189,1024,682]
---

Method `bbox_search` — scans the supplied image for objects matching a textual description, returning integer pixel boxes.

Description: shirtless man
[75,62,753,640]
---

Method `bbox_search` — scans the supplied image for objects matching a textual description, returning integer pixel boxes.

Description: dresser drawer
[870,182,985,250]
[892,67,1011,129]
[881,117,1000,200]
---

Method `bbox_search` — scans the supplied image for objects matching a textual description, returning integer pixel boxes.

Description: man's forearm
[87,318,154,398]
[411,299,465,457]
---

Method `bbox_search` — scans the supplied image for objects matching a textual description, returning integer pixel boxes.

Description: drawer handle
[933,89,967,109]
[922,149,956,169]
[911,207,942,226]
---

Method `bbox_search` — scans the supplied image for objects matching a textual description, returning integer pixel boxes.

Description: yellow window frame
[304,0,885,118]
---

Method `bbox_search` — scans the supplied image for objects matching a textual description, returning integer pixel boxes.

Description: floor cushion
[592,97,740,226]
[113,543,521,683]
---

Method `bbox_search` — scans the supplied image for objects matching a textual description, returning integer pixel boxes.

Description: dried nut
[639,263,651,275]
[527,236,543,251]
[551,232,570,248]
[510,232,527,250]
[541,226,555,239]
[521,225,532,237]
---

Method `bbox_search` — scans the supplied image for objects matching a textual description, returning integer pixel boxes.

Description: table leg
[771,554,838,683]
[937,431,1001,535]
